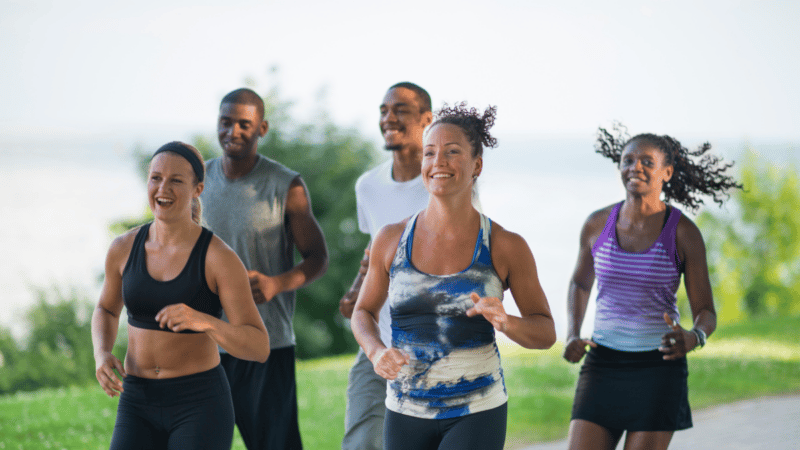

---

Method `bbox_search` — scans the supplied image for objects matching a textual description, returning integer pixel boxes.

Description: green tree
[114,83,377,359]
[697,150,800,324]
[0,325,24,394]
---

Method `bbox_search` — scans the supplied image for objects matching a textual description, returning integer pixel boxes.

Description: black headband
[151,142,204,182]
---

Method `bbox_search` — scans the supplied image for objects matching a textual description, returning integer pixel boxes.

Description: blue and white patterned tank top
[386,212,507,419]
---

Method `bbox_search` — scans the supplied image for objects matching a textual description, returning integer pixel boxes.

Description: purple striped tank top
[591,202,683,352]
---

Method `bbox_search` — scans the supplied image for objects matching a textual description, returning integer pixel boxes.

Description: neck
[390,145,422,182]
[149,217,199,245]
[621,194,666,221]
[421,192,478,234]
[222,152,259,180]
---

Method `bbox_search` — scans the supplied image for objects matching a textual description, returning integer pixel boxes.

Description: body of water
[0,133,796,342]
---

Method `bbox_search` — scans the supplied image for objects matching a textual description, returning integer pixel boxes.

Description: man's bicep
[285,177,327,257]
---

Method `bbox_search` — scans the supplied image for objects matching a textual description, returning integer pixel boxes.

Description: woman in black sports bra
[91,141,269,450]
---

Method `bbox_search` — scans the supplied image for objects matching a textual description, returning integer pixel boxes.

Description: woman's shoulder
[586,203,618,227]
[486,219,532,260]
[486,219,521,245]
[204,232,240,262]
[373,220,407,247]
[105,225,145,269]
[575,203,619,248]
[675,213,704,248]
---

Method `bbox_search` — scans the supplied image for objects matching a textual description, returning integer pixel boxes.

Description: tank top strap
[479,213,491,251]
[123,223,151,275]
[187,227,213,284]
[658,205,683,271]
[592,202,623,255]
[391,211,421,274]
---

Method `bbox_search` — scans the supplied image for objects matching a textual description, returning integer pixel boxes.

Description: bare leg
[623,431,674,450]
[567,419,622,450]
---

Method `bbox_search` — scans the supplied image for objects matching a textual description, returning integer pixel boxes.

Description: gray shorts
[342,349,388,450]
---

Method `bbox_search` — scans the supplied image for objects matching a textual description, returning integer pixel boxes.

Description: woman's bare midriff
[125,326,221,379]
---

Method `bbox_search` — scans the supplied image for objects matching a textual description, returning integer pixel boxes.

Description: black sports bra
[122,223,222,333]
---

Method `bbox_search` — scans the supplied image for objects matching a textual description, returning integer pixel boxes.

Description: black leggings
[384,403,507,450]
[109,365,234,450]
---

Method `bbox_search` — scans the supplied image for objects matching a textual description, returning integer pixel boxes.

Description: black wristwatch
[692,328,707,349]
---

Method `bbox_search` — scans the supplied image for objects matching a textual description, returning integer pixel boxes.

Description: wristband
[692,328,707,349]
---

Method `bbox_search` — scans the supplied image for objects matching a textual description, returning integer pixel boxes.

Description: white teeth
[432,174,452,179]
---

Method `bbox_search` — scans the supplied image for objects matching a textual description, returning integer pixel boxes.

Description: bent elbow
[530,322,557,350]
[542,332,557,350]
[257,347,270,364]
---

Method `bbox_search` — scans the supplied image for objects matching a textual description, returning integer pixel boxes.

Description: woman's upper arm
[354,224,402,317]
[96,233,132,316]
[492,226,551,318]
[206,236,265,330]
[677,216,715,316]
[571,209,608,291]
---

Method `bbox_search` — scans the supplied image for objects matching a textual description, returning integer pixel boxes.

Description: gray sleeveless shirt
[201,154,299,349]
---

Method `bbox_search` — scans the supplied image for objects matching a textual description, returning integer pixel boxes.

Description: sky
[0,1,798,341]
[1,0,799,145]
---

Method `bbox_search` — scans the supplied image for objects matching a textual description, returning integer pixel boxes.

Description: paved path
[519,393,800,450]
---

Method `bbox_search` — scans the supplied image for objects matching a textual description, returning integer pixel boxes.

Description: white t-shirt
[355,159,429,345]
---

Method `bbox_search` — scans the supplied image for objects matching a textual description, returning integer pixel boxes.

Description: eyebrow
[424,142,463,147]
[218,115,254,123]
[380,102,412,109]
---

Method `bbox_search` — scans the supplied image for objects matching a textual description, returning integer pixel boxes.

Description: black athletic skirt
[571,344,692,432]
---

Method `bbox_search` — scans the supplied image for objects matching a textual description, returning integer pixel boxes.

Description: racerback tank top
[122,223,222,333]
[386,212,507,419]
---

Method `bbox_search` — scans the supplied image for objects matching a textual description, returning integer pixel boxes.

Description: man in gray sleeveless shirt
[201,88,328,450]
[339,82,433,450]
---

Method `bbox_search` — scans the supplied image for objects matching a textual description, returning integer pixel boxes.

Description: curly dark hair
[429,102,498,157]
[595,123,742,211]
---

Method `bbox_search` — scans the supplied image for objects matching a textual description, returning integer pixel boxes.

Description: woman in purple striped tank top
[563,125,741,450]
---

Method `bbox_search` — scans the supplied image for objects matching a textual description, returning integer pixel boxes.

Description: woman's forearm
[351,309,386,362]
[91,306,120,357]
[206,319,270,363]
[504,313,556,349]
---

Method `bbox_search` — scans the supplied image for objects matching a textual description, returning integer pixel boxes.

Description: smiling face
[217,102,268,161]
[619,141,674,198]
[422,123,482,198]
[379,87,432,152]
[148,152,203,222]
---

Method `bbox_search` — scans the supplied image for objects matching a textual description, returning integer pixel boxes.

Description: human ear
[473,156,483,179]
[663,164,674,183]
[421,111,433,127]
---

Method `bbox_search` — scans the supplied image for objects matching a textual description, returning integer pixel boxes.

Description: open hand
[466,293,509,332]
[95,351,126,398]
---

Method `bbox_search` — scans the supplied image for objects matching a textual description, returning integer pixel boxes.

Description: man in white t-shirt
[339,82,433,450]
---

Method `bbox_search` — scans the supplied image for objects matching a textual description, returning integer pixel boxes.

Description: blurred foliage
[111,80,377,359]
[0,288,127,395]
[696,150,800,324]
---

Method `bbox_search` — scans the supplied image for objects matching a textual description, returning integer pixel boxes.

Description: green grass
[2,316,799,449]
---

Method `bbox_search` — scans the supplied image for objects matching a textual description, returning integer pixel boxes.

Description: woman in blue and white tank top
[563,126,741,450]
[352,103,556,450]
